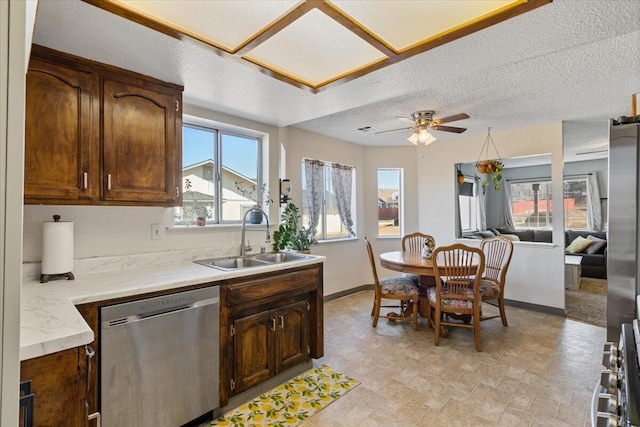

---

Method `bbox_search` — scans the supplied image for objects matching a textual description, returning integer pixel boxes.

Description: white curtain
[304,159,324,233]
[331,163,355,237]
[500,182,516,230]
[475,176,487,230]
[587,172,602,231]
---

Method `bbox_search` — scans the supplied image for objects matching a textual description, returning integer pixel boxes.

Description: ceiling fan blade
[431,125,467,133]
[432,113,470,125]
[396,117,414,123]
[374,126,414,135]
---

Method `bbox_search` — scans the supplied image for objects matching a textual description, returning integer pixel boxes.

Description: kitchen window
[377,168,403,237]
[175,123,261,226]
[301,159,356,240]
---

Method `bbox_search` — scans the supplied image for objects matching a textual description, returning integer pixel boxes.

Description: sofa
[466,228,607,279]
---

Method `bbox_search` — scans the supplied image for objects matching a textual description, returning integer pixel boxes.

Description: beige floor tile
[304,290,605,426]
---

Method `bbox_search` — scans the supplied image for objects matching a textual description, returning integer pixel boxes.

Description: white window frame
[176,120,262,226]
[459,178,479,233]
[301,160,357,241]
[510,179,552,229]
[377,168,404,238]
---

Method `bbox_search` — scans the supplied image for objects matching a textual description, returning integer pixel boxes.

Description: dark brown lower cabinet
[220,264,323,406]
[233,300,309,395]
[19,346,87,427]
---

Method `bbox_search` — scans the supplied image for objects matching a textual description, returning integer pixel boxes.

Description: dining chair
[427,243,485,351]
[401,232,436,285]
[364,237,419,330]
[478,236,514,326]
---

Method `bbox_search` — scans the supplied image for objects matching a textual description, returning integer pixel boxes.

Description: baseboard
[324,285,373,302]
[504,298,565,316]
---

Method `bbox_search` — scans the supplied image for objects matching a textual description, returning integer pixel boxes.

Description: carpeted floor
[565,277,607,327]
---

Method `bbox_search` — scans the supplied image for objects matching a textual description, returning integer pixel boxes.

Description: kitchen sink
[194,256,270,270]
[194,252,312,271]
[251,252,312,263]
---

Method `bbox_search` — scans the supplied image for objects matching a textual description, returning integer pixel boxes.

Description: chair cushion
[379,276,418,296]
[479,279,501,298]
[402,273,420,285]
[427,286,474,309]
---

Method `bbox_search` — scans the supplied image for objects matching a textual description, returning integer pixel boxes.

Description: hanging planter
[476,127,504,191]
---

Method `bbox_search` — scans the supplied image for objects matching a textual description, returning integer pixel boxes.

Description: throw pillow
[586,235,607,254]
[566,235,593,254]
[501,234,520,242]
[478,230,496,238]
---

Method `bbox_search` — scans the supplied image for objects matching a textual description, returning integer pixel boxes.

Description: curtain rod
[506,172,592,183]
[301,157,356,169]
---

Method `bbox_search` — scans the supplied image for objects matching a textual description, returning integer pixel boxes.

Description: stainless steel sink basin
[251,252,312,263]
[195,252,312,271]
[194,256,270,271]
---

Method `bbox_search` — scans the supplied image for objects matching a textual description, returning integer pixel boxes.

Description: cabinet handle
[271,318,276,332]
[279,315,284,329]
[175,100,179,112]
[175,186,179,198]
[83,172,88,190]
[107,174,112,190]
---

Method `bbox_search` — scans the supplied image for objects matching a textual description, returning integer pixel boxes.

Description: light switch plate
[151,224,162,240]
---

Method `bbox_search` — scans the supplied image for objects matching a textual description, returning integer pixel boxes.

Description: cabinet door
[20,347,85,427]
[24,59,97,202]
[276,301,309,372]
[233,310,276,394]
[102,77,180,205]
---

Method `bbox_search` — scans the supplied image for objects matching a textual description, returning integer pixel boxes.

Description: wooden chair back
[364,237,380,286]
[432,244,485,306]
[479,236,513,289]
[402,232,435,253]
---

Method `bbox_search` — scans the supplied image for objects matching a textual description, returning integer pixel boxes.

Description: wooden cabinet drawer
[225,267,320,306]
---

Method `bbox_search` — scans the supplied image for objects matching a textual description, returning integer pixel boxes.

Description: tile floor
[302,290,604,426]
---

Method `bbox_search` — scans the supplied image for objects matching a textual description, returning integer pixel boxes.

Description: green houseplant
[273,202,318,252]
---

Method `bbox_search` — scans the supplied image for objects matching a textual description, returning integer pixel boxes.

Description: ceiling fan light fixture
[422,131,437,146]
[417,127,436,145]
[407,132,419,145]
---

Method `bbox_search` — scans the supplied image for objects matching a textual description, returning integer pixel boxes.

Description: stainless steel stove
[593,320,640,426]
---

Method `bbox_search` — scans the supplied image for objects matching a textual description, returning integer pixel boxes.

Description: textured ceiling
[33,0,640,162]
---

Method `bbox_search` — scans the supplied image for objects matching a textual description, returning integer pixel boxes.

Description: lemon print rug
[211,365,359,427]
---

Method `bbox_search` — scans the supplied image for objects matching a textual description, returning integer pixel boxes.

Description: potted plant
[175,178,212,226]
[235,181,272,224]
[273,202,318,253]
[476,159,503,191]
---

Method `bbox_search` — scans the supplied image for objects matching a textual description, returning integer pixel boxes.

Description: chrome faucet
[240,207,270,256]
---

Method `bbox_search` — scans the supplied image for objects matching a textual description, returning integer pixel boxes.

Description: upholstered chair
[428,244,485,351]
[365,237,419,330]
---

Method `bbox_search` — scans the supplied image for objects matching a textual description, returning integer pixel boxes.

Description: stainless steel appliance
[592,320,640,426]
[608,117,640,341]
[101,286,220,427]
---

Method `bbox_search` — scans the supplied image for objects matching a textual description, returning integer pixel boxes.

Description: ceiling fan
[375,110,469,145]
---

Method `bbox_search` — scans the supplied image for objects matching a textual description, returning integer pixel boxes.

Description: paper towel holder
[40,215,75,283]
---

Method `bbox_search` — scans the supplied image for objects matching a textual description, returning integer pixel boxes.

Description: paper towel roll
[42,220,74,275]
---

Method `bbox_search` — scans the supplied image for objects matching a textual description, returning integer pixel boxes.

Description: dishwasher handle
[102,296,220,328]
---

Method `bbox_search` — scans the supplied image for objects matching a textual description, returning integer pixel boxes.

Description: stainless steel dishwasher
[100,286,220,427]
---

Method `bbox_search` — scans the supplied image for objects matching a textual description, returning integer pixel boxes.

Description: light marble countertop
[21,251,325,361]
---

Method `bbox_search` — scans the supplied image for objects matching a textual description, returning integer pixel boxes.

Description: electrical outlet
[151,224,162,240]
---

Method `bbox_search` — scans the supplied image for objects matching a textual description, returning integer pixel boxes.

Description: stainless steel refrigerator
[607,116,640,341]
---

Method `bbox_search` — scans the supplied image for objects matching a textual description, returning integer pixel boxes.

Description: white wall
[3,1,34,423]
[364,146,420,278]
[282,127,368,296]
[417,123,566,309]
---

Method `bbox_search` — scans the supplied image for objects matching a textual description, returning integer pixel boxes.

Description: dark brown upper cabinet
[24,45,183,207]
